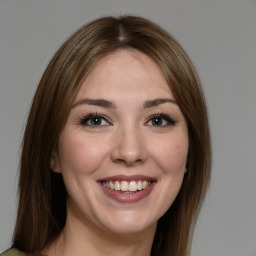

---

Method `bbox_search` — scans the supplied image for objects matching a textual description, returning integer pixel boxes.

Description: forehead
[76,49,173,101]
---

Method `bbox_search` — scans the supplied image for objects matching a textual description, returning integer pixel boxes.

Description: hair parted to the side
[13,15,211,256]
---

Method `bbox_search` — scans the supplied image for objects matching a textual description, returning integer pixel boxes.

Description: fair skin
[48,50,189,256]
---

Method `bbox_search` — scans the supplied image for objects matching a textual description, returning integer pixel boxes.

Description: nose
[111,125,147,166]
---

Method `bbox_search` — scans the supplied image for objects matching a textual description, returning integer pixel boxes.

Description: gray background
[0,0,255,255]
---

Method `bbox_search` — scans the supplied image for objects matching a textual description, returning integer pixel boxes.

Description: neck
[44,208,156,256]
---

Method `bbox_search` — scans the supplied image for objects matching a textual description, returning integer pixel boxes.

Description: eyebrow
[143,98,177,108]
[72,97,177,109]
[72,99,116,109]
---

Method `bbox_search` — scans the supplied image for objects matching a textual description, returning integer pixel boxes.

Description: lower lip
[98,182,156,203]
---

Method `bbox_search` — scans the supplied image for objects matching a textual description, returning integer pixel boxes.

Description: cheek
[150,134,189,174]
[58,133,108,175]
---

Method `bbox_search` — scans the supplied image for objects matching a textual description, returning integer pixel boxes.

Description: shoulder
[0,248,26,256]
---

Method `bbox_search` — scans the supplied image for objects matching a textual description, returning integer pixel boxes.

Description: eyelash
[145,113,177,127]
[79,113,177,127]
[79,113,111,127]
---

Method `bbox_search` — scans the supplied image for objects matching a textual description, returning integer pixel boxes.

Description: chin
[99,210,157,235]
[106,222,155,236]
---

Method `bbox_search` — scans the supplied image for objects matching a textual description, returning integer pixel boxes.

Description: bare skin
[45,50,188,256]
[44,205,155,256]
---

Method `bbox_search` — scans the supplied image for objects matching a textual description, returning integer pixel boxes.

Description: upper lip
[98,175,157,182]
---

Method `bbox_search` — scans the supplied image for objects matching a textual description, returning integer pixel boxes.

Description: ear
[50,152,61,173]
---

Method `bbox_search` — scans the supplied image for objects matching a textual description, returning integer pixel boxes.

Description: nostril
[114,156,145,166]
[110,130,148,165]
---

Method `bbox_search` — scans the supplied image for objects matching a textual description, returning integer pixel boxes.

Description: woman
[1,16,211,256]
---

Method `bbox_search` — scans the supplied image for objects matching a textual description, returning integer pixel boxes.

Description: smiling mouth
[98,175,157,203]
[100,180,153,193]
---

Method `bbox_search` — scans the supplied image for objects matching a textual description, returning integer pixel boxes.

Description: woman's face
[56,50,188,235]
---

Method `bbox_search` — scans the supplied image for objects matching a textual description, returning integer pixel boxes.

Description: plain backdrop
[0,0,256,255]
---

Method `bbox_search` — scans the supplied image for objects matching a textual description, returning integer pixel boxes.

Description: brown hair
[13,16,211,256]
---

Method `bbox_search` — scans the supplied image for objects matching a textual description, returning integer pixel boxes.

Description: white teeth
[114,181,121,191]
[142,180,148,189]
[137,180,142,190]
[102,180,152,192]
[129,181,137,192]
[121,181,129,191]
[109,181,115,190]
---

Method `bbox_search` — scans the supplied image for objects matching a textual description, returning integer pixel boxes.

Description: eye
[80,114,110,127]
[146,114,176,127]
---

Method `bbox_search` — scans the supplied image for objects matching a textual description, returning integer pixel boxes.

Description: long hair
[13,16,211,256]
